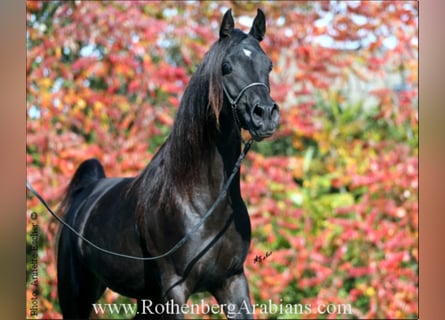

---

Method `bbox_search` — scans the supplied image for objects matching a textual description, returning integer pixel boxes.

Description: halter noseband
[223,82,269,130]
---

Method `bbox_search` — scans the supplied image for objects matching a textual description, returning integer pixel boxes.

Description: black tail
[56,158,107,318]
[59,158,106,215]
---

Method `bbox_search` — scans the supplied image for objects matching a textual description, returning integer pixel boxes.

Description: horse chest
[207,218,247,265]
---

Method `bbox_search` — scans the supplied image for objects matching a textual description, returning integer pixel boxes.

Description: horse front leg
[213,271,253,319]
[160,279,190,320]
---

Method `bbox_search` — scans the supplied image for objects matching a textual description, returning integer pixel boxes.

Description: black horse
[57,9,279,319]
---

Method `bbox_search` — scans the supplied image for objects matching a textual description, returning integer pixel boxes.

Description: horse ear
[219,9,234,39]
[249,8,266,42]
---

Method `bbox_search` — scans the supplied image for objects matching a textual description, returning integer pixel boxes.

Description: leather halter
[223,82,269,131]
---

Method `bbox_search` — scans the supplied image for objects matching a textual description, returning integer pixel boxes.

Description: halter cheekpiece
[223,82,269,131]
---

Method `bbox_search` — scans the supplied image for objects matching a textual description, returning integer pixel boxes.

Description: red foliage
[26,2,417,319]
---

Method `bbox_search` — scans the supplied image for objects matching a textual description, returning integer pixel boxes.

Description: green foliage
[26,1,418,319]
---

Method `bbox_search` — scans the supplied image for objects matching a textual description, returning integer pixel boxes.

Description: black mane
[128,29,248,207]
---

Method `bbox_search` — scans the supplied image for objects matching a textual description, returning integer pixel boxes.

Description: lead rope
[26,140,253,261]
[27,81,267,260]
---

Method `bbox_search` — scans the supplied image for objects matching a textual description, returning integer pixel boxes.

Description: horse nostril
[253,104,264,118]
[271,103,279,120]
[272,103,279,114]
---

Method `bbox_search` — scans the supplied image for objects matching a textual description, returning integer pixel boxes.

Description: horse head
[219,9,280,141]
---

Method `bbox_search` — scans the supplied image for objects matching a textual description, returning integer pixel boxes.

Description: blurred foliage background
[26,1,418,319]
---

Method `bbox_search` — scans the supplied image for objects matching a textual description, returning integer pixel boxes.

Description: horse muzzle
[249,102,280,141]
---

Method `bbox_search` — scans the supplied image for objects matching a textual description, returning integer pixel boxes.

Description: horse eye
[269,63,273,72]
[222,62,232,75]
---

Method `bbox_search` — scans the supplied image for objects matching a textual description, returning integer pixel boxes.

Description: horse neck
[127,104,243,216]
[215,112,243,178]
[179,102,243,191]
[212,104,244,196]
[181,120,243,216]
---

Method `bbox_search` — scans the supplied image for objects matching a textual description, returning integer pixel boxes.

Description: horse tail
[59,158,106,216]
